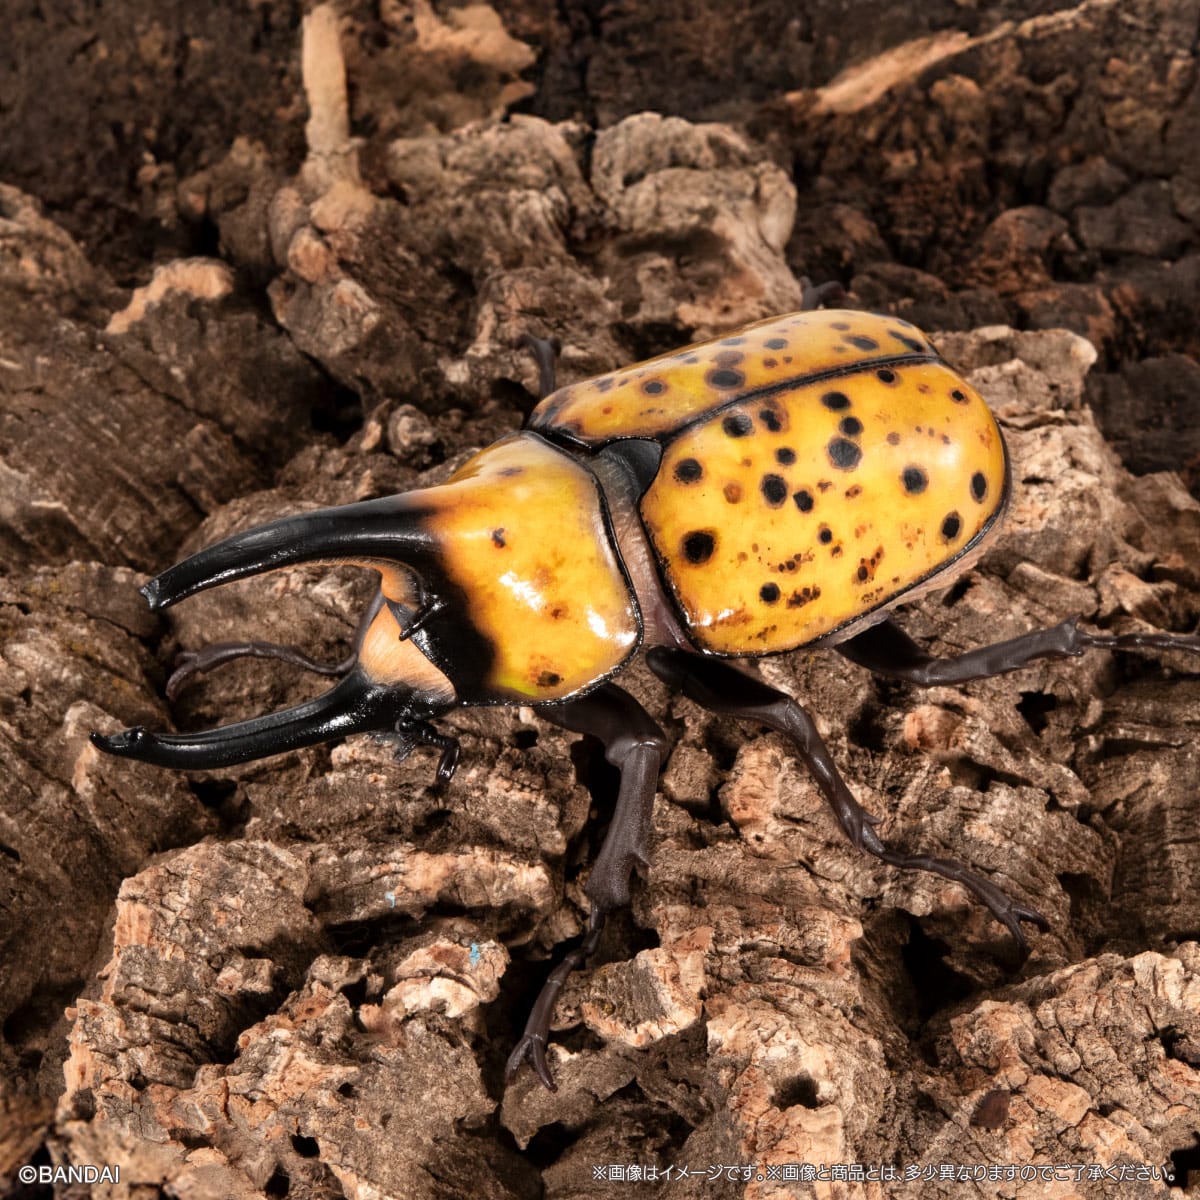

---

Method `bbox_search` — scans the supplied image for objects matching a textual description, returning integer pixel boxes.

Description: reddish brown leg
[517,333,562,400]
[836,615,1200,685]
[505,683,666,1090]
[645,646,1049,949]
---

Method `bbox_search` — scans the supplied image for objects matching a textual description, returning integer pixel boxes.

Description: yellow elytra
[531,308,1008,656]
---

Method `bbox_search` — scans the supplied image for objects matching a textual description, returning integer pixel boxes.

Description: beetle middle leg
[644,646,1050,948]
[506,683,667,1090]
[836,615,1200,684]
[517,333,563,400]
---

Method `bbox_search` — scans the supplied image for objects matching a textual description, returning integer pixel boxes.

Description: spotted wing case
[531,310,1009,655]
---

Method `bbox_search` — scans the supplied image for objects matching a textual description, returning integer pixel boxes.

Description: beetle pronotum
[93,307,1200,1088]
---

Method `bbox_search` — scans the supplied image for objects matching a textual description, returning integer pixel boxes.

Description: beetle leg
[517,332,563,399]
[383,595,446,640]
[165,642,356,700]
[798,276,845,311]
[836,615,1200,684]
[389,717,461,786]
[505,683,666,1090]
[645,647,1049,949]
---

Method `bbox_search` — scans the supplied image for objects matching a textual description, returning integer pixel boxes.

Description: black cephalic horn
[140,495,436,611]
[89,668,414,769]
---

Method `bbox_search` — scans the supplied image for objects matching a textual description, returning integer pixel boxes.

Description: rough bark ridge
[0,2,1198,1198]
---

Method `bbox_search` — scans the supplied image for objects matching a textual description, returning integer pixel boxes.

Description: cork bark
[1,2,1199,1198]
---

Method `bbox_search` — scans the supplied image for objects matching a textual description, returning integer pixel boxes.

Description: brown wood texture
[1,2,1199,1198]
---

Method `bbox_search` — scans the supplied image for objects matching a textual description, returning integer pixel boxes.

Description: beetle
[92,306,1200,1089]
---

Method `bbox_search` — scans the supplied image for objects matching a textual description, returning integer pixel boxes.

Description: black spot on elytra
[793,489,814,512]
[759,583,780,604]
[776,447,796,465]
[839,416,863,437]
[761,475,787,507]
[720,337,746,346]
[759,408,782,432]
[902,466,928,494]
[642,379,666,395]
[498,466,524,477]
[723,413,753,437]
[818,525,833,545]
[890,330,925,353]
[708,368,745,390]
[724,482,742,503]
[941,512,962,541]
[886,431,901,445]
[854,546,884,584]
[876,368,897,385]
[491,528,506,547]
[537,671,562,688]
[971,471,988,502]
[787,585,819,608]
[827,438,862,470]
[765,337,787,350]
[595,377,614,393]
[674,458,703,483]
[821,391,851,411]
[682,531,716,563]
[951,388,968,404]
[831,321,851,331]
[846,335,880,351]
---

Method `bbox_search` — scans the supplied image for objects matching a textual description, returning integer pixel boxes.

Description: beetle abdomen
[640,355,1007,654]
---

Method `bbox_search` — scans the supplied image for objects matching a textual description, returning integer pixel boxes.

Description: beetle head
[90,493,459,772]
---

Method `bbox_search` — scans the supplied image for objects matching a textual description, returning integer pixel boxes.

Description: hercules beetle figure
[93,308,1200,1089]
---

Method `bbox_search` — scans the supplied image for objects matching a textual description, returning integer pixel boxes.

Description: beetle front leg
[165,642,356,700]
[836,615,1200,684]
[645,647,1049,949]
[505,683,666,1090]
[387,717,461,787]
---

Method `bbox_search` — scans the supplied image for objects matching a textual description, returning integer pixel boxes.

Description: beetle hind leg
[165,641,356,700]
[836,615,1200,685]
[645,647,1049,950]
[505,683,666,1090]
